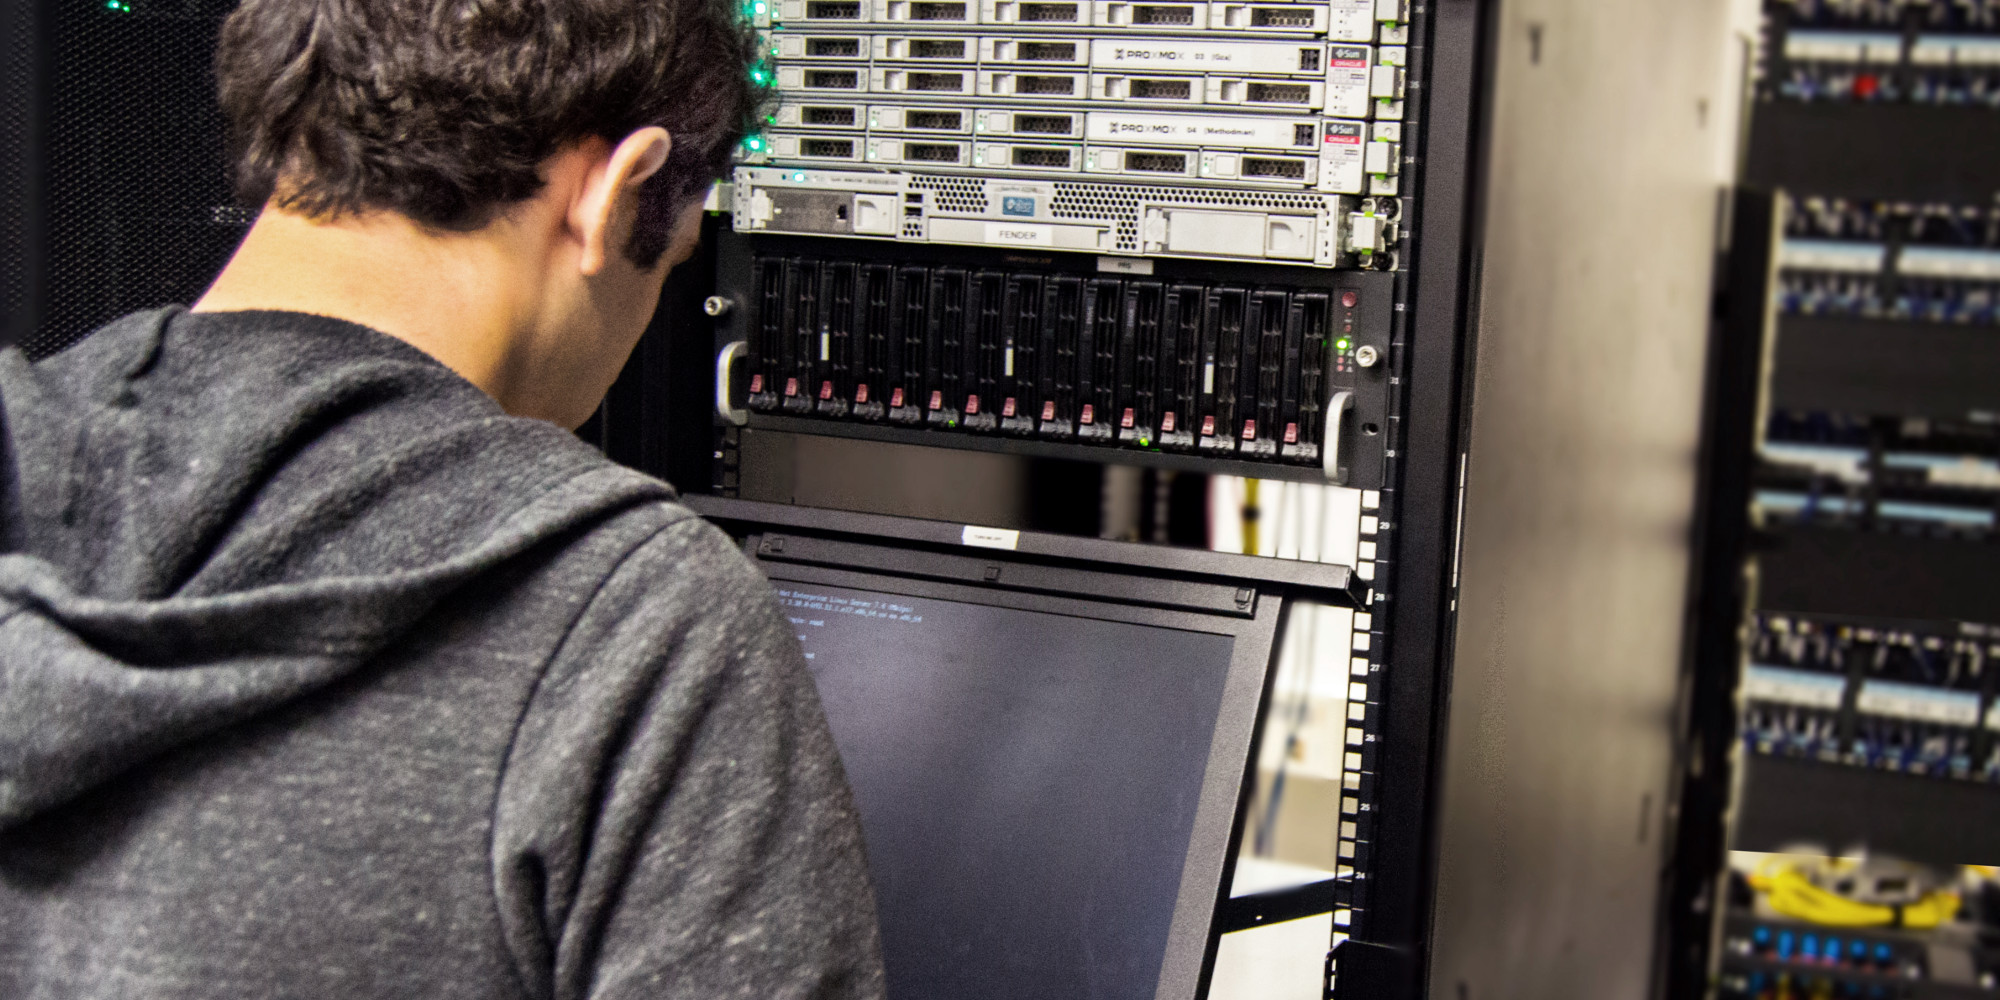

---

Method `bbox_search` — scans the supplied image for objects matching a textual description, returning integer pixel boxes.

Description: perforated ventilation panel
[1043,179,1334,253]
[1,2,35,351]
[911,174,989,213]
[24,2,245,360]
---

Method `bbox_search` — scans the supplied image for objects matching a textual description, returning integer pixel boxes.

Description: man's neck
[194,205,548,403]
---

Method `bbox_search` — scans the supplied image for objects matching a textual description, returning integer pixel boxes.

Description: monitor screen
[776,580,1241,1000]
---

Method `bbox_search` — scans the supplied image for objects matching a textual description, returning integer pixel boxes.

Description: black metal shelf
[1747,102,2000,203]
[1773,315,2000,421]
[1760,522,2000,624]
[1736,755,2000,867]
[743,412,1361,486]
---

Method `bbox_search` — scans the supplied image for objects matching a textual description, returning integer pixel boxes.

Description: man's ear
[572,127,672,276]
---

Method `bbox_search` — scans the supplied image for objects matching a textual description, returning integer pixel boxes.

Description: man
[0,0,885,998]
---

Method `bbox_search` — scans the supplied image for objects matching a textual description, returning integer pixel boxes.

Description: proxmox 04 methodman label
[1089,39,1327,76]
[1326,45,1372,118]
[1085,112,1318,150]
[1318,120,1365,193]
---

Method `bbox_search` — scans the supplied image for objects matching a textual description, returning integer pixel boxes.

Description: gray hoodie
[0,307,885,1000]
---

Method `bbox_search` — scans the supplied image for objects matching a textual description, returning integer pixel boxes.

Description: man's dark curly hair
[216,0,765,267]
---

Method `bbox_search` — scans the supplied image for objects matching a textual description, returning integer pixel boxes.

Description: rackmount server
[713,235,1394,483]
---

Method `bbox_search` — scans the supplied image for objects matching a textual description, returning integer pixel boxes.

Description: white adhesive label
[984,222,1053,246]
[1778,239,1887,274]
[1743,665,1846,709]
[1328,0,1375,41]
[1898,246,2000,281]
[1089,38,1323,74]
[1856,680,1981,726]
[962,525,1021,550]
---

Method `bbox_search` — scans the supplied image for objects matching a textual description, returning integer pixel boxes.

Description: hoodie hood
[0,308,670,828]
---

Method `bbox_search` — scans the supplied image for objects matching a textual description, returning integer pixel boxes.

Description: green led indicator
[1336,338,1351,350]
[755,1,769,11]
[792,172,807,182]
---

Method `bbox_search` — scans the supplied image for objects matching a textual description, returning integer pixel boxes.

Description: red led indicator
[1242,419,1257,440]
[891,388,905,408]
[1003,397,1017,417]
[929,390,944,411]
[1201,415,1216,436]
[784,377,800,397]
[855,384,869,404]
[965,394,981,415]
[1041,400,1057,422]
[1120,407,1136,429]
[1161,412,1177,433]
[750,374,765,393]
[1341,291,1358,308]
[819,381,834,400]
[1080,404,1095,425]
[1284,422,1300,444]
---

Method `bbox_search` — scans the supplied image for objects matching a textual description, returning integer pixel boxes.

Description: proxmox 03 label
[1089,39,1326,76]
[1319,120,1365,193]
[1326,45,1372,118]
[1085,112,1316,150]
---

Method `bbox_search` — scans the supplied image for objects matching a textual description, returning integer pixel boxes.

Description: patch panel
[732,166,1364,265]
[1766,0,2000,107]
[1736,612,1999,783]
[722,245,1390,471]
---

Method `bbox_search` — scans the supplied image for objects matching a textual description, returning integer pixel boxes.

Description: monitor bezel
[754,555,1286,1000]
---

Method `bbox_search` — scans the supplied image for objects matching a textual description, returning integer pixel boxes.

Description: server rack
[1669,2,2000,997]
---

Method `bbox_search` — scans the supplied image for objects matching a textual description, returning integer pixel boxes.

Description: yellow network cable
[1749,860,1960,930]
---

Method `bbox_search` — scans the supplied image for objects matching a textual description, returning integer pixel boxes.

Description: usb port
[1126,151,1188,173]
[802,105,858,126]
[904,142,962,162]
[1019,0,1080,18]
[1246,81,1311,104]
[907,109,965,130]
[1017,41,1077,61]
[1296,48,1322,72]
[907,71,967,91]
[911,38,968,58]
[801,137,857,157]
[805,69,861,89]
[1292,123,1317,146]
[1013,113,1075,134]
[803,0,863,16]
[1131,3,1197,24]
[1011,146,1074,168]
[1129,78,1192,100]
[805,37,862,57]
[1242,156,1305,179]
[1015,74,1077,95]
